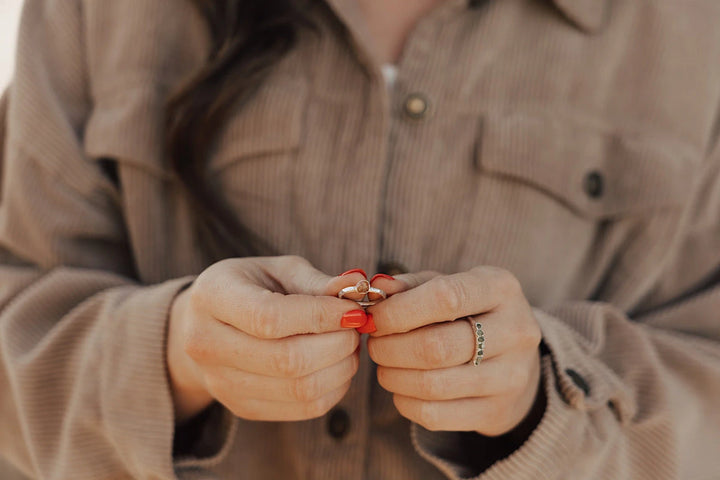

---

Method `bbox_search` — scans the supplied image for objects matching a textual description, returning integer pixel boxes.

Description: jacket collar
[551,0,609,33]
[325,0,610,35]
[323,0,609,66]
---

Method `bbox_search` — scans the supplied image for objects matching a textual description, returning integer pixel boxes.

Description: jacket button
[565,368,591,396]
[327,408,351,439]
[583,170,604,199]
[376,261,409,276]
[403,93,430,120]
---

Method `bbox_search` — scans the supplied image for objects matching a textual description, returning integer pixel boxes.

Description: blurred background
[1,0,24,90]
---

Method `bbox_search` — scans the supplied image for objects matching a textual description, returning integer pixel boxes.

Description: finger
[393,394,522,436]
[369,270,440,298]
[195,282,359,339]
[194,256,363,338]
[254,256,350,297]
[368,317,509,369]
[225,380,353,422]
[368,266,524,336]
[207,353,359,402]
[186,316,360,377]
[376,357,528,401]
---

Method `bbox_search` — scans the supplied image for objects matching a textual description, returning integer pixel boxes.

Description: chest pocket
[209,76,307,172]
[207,75,308,249]
[477,113,700,219]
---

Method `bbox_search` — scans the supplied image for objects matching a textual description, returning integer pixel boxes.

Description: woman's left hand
[367,267,543,436]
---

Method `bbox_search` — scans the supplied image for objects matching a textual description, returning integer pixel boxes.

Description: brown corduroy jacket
[2,0,720,478]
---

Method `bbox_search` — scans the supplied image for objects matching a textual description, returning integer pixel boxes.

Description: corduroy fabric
[1,0,720,479]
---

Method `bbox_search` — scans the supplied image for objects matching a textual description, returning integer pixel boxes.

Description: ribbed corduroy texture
[2,0,720,478]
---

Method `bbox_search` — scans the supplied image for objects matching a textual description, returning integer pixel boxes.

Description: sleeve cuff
[412,356,581,480]
[411,307,635,480]
[98,276,196,477]
[173,403,238,471]
[107,275,238,474]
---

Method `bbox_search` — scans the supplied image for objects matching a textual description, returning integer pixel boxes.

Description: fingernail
[340,268,367,278]
[356,313,377,334]
[370,273,395,283]
[341,309,367,328]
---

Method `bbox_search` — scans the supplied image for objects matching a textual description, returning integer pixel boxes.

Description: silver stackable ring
[468,319,485,366]
[338,279,387,307]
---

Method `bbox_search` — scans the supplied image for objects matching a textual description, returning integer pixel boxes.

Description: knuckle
[375,366,389,388]
[492,398,513,423]
[507,363,530,392]
[486,412,515,436]
[227,400,258,421]
[183,324,211,362]
[504,317,526,344]
[418,401,442,431]
[271,344,307,378]
[523,318,543,348]
[518,323,542,350]
[308,299,330,332]
[291,374,321,402]
[276,345,308,378]
[248,301,281,339]
[281,255,310,270]
[366,338,385,363]
[346,353,361,377]
[493,268,522,298]
[188,280,210,311]
[419,372,445,400]
[420,330,451,367]
[304,395,334,419]
[433,277,468,314]
[203,375,227,403]
[343,331,361,355]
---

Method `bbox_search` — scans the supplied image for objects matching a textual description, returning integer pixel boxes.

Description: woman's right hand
[166,256,365,423]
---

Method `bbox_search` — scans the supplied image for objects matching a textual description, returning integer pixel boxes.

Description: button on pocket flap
[210,77,307,172]
[478,114,700,219]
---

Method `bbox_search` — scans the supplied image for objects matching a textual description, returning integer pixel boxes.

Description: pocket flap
[210,76,307,171]
[85,82,170,178]
[478,114,700,219]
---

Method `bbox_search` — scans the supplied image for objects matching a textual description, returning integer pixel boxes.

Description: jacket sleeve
[0,1,204,478]
[412,134,720,478]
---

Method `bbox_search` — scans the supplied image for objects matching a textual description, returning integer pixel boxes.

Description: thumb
[252,256,347,296]
[369,270,441,297]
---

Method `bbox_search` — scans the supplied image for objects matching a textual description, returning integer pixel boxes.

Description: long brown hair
[165,0,315,261]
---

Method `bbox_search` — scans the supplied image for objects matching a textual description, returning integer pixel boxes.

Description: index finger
[368,266,519,336]
[193,257,363,338]
[228,285,361,338]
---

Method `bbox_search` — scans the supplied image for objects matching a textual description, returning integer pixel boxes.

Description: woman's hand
[367,267,543,436]
[167,256,366,423]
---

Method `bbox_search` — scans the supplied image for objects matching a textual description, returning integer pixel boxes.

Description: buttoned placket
[299,0,610,477]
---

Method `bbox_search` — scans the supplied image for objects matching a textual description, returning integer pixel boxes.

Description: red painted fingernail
[340,268,367,278]
[341,309,367,328]
[370,273,395,283]
[356,313,377,334]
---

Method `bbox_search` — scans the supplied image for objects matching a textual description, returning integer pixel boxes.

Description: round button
[404,93,430,120]
[583,170,604,199]
[327,408,350,439]
[376,261,409,276]
[565,368,591,396]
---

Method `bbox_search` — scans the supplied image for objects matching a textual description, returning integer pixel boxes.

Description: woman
[1,0,719,478]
